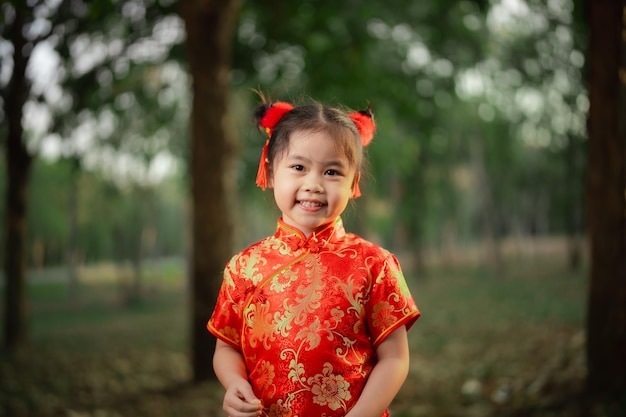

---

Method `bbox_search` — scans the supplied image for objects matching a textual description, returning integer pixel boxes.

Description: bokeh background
[1,0,624,416]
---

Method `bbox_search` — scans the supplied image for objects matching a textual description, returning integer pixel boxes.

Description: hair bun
[253,103,272,127]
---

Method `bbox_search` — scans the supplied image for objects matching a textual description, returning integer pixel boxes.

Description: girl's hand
[222,378,263,417]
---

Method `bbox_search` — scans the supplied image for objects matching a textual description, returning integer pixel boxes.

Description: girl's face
[269,129,359,236]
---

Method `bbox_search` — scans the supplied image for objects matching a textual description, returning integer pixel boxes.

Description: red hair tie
[256,102,294,190]
[348,108,376,147]
[348,108,375,198]
[255,139,270,189]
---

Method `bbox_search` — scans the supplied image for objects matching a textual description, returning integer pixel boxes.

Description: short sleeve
[207,255,245,349]
[366,251,420,347]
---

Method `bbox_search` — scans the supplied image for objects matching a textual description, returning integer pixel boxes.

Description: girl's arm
[214,339,263,417]
[345,326,411,417]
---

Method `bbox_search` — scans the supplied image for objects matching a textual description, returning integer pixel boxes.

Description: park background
[1,0,624,416]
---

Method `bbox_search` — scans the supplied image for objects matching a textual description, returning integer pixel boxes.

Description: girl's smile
[298,200,324,209]
[269,129,358,236]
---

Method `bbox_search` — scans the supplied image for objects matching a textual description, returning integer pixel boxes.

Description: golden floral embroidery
[295,316,322,350]
[240,246,269,282]
[208,217,420,417]
[270,267,299,293]
[324,307,345,329]
[308,363,352,411]
[257,360,276,393]
[221,326,239,345]
[267,399,292,417]
[372,301,396,329]
[246,301,276,350]
[287,357,305,383]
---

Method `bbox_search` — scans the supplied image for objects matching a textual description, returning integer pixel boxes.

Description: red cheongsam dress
[208,217,420,417]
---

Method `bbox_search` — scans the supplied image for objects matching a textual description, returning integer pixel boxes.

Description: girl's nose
[303,175,323,193]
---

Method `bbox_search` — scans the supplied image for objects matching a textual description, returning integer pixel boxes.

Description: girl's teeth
[300,201,322,208]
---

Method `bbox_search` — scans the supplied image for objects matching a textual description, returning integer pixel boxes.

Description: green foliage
[1,0,588,270]
[22,159,187,266]
[227,0,588,258]
[1,0,190,269]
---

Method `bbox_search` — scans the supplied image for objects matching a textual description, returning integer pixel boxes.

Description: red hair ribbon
[256,102,295,190]
[260,102,294,138]
[348,109,376,147]
[255,139,270,189]
[348,109,375,198]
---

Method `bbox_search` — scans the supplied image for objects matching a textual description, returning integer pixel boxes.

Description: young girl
[207,97,420,417]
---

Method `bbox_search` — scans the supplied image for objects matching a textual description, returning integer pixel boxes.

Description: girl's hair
[253,100,366,180]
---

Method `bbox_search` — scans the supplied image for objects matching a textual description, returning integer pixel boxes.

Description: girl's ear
[267,166,274,188]
[351,172,362,199]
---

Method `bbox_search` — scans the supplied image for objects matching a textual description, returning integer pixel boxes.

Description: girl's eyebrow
[286,154,347,167]
[285,154,310,162]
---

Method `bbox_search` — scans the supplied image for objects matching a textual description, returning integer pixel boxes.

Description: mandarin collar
[274,217,346,252]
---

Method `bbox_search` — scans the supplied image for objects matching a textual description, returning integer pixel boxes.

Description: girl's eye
[325,169,341,176]
[291,165,304,171]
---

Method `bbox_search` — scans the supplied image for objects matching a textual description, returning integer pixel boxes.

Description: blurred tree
[179,0,240,382]
[494,0,588,270]
[2,0,40,352]
[0,0,182,352]
[49,1,186,298]
[230,0,584,274]
[585,0,626,400]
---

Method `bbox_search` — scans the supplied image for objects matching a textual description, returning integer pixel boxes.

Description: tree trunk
[180,0,240,382]
[585,0,626,399]
[3,5,33,353]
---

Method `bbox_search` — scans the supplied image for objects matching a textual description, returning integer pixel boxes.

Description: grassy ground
[0,255,618,417]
